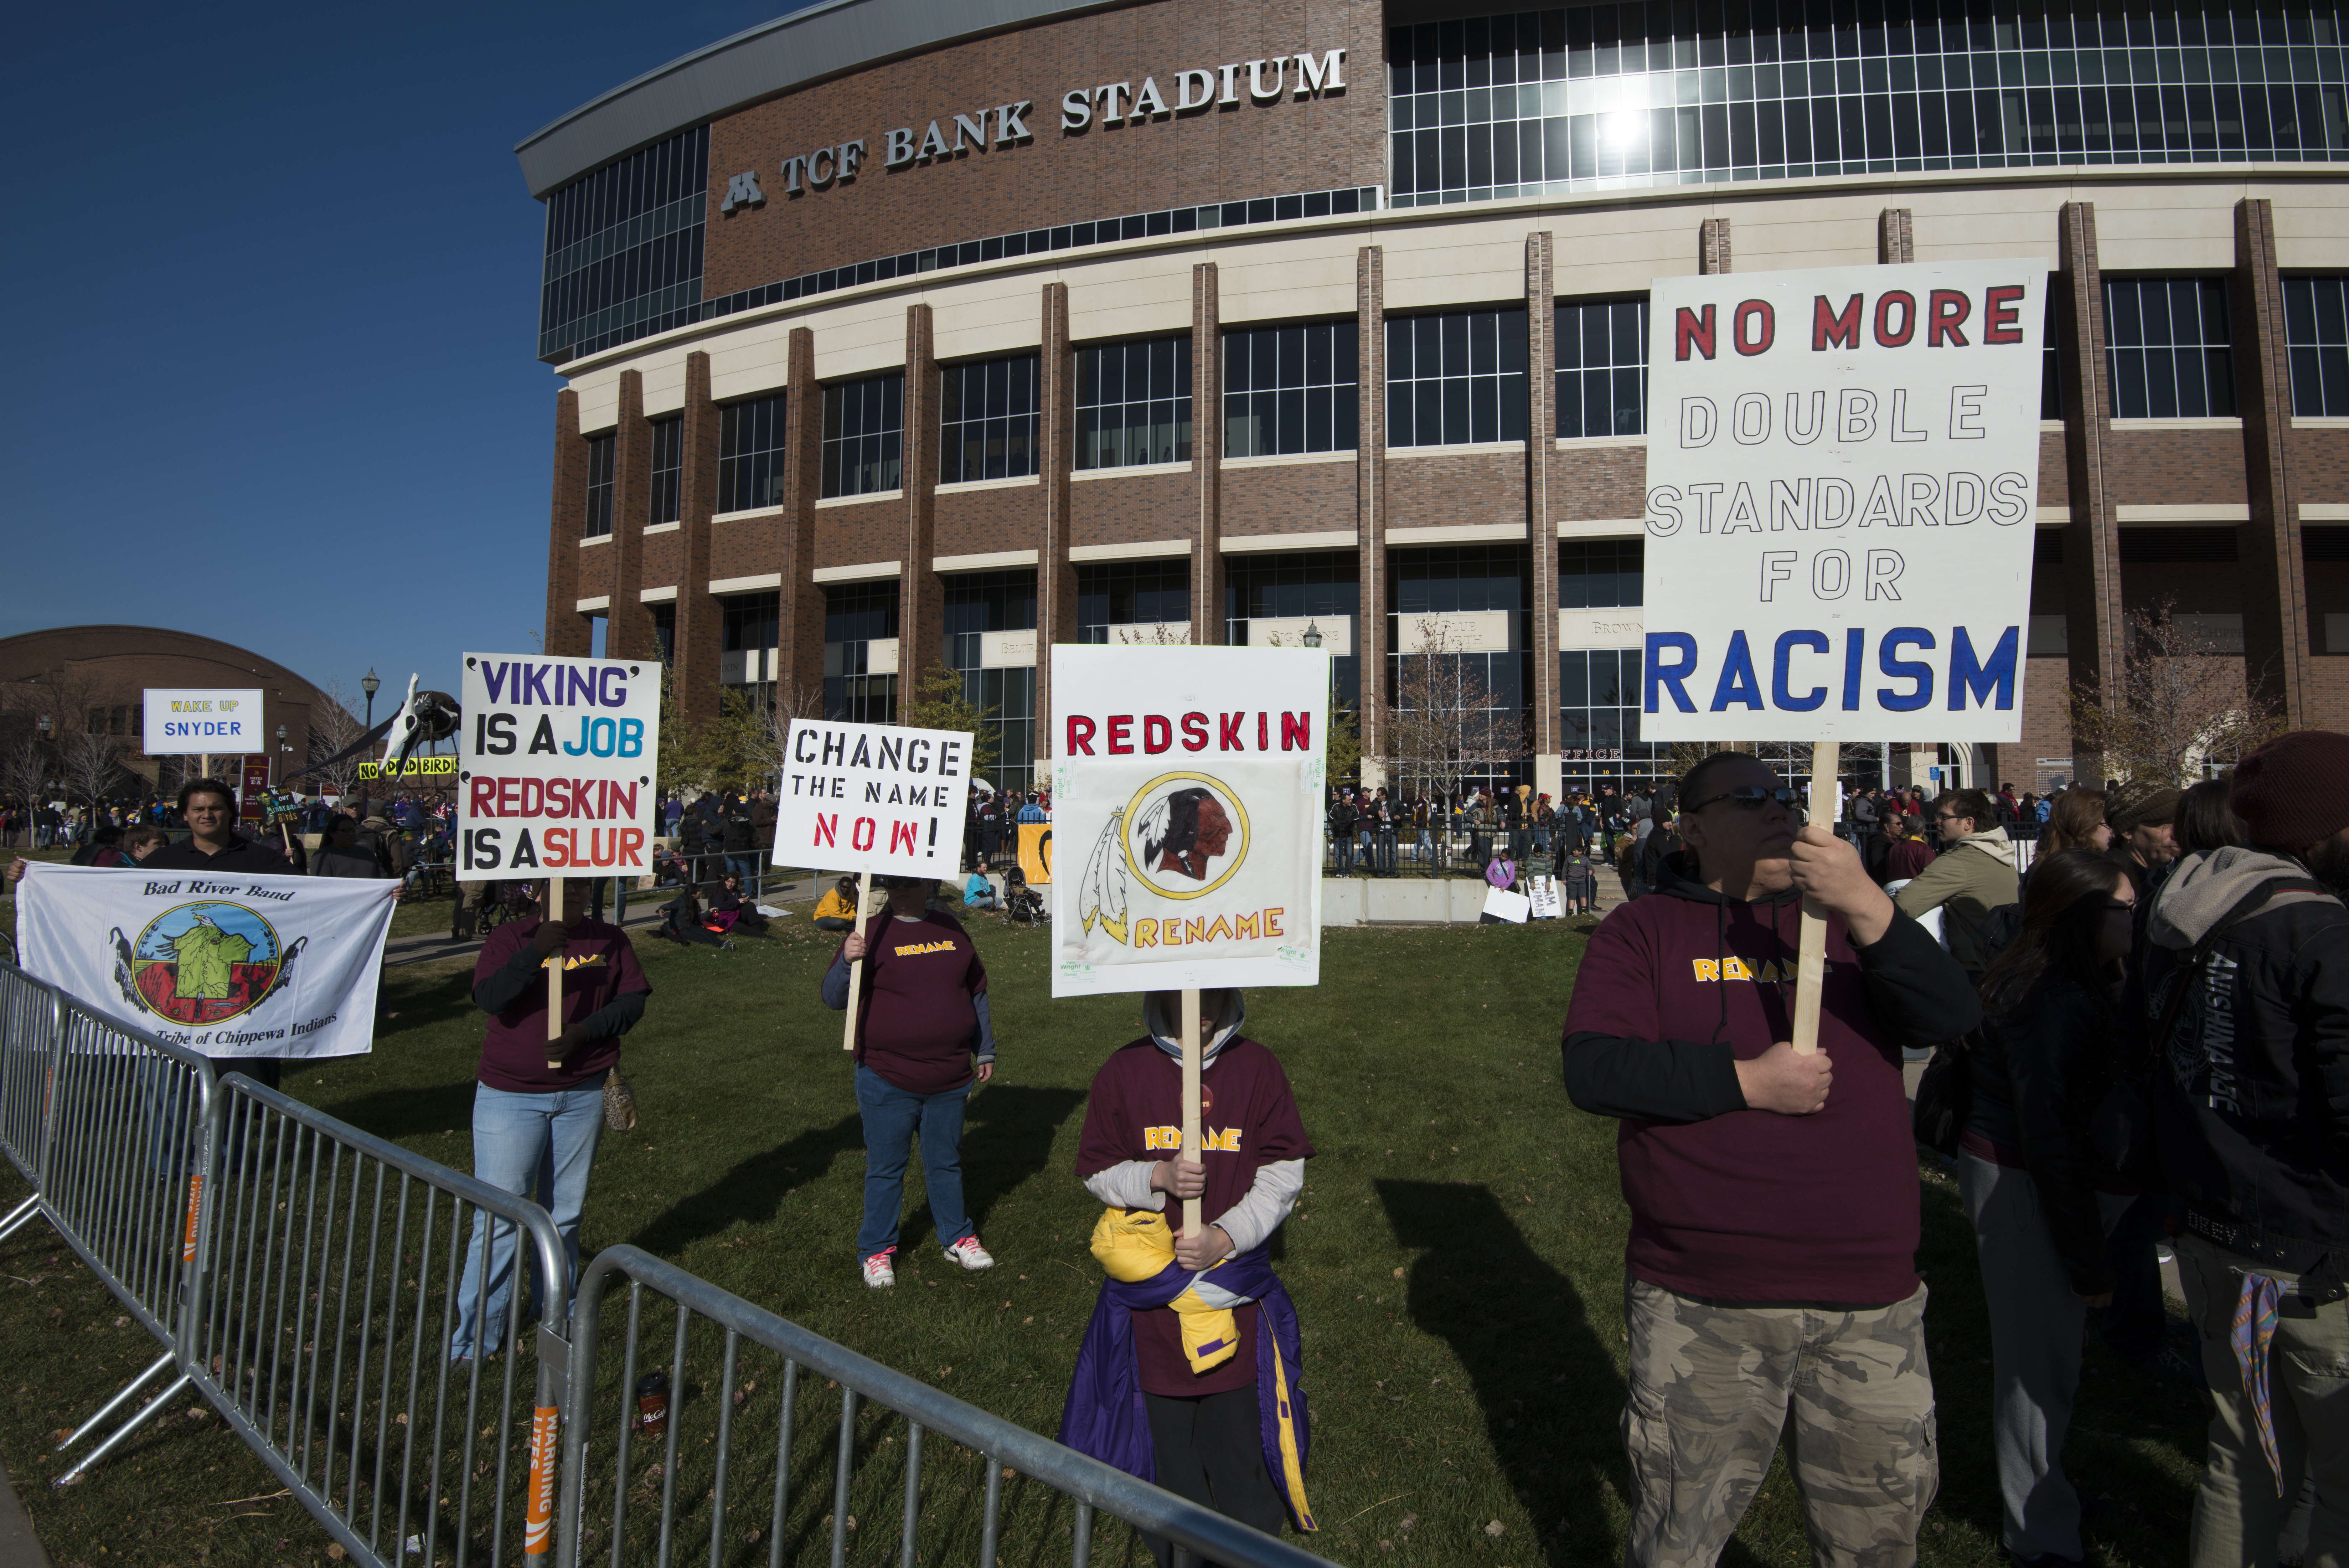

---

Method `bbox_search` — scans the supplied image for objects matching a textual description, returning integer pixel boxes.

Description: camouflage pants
[1621,1277,1939,1568]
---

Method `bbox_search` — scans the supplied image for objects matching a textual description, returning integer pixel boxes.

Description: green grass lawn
[0,913,2208,1568]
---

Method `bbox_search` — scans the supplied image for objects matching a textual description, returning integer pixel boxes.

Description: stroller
[1002,864,1046,925]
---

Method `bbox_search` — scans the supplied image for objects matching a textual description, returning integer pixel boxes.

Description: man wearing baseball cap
[2102,777,2182,899]
[2125,731,2349,1566]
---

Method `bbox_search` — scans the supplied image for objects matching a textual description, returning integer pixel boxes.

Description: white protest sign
[1641,260,2043,742]
[774,719,973,878]
[19,863,397,1058]
[1050,645,1327,997]
[1527,876,1563,920]
[456,654,660,877]
[143,689,264,754]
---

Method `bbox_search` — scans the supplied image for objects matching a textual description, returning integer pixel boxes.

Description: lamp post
[274,724,288,786]
[1301,622,1323,649]
[359,669,380,818]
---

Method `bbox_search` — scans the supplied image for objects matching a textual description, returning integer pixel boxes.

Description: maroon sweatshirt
[1561,856,1979,1306]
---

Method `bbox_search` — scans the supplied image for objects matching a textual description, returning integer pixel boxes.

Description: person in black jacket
[721,792,756,887]
[1958,848,2138,1568]
[1327,792,1358,876]
[2126,731,2349,1568]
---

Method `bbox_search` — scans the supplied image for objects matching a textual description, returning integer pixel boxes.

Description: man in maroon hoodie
[1563,751,1979,1568]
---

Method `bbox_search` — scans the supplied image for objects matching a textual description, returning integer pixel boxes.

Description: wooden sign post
[1179,988,1203,1237]
[545,877,567,1066]
[1789,739,1840,1058]
[840,871,875,1053]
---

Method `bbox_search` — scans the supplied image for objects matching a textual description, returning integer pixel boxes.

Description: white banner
[773,718,974,878]
[143,688,264,755]
[1641,261,2043,742]
[456,654,661,877]
[19,863,397,1058]
[1050,646,1327,997]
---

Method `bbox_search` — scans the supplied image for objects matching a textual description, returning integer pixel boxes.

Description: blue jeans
[1375,829,1398,874]
[450,1084,605,1360]
[1331,831,1353,874]
[726,853,760,891]
[855,1065,971,1258]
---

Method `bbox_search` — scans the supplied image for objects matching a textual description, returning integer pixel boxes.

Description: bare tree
[1,735,50,826]
[307,681,369,801]
[1375,617,1529,800]
[2069,595,2288,788]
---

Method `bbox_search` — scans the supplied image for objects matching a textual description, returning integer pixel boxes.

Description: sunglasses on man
[1689,786,1803,813]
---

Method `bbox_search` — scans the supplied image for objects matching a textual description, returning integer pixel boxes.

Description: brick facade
[540,0,2349,790]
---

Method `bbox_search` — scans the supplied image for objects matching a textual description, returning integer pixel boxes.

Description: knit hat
[2229,730,2349,850]
[2104,779,2181,835]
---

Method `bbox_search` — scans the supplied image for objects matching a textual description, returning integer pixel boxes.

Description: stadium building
[518,0,2349,798]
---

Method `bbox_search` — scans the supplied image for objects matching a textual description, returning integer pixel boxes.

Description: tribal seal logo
[1074,771,1252,943]
[112,902,304,1026]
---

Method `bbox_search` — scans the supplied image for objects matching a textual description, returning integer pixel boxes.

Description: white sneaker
[862,1248,897,1288]
[944,1236,996,1271]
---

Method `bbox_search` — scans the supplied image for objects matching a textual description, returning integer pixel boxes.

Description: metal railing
[0,957,1340,1568]
[182,1076,573,1568]
[557,1247,1343,1568]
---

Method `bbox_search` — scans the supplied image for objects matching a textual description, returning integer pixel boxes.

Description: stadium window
[1554,297,1648,438]
[821,374,905,499]
[1077,336,1193,469]
[940,354,1042,483]
[1223,321,1359,457]
[2285,275,2349,418]
[2103,276,2237,419]
[1387,308,1529,447]
[647,416,682,526]
[2042,292,2065,419]
[718,392,788,512]
[584,433,615,537]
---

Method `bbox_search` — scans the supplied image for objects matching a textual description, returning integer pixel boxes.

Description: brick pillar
[776,328,827,706]
[2233,197,2310,726]
[1192,263,1223,643]
[1878,208,1914,264]
[673,351,723,727]
[544,388,592,656]
[1357,245,1388,782]
[605,371,657,660]
[1699,218,1732,274]
[901,304,943,685]
[1035,283,1076,778]
[1527,232,1561,800]
[2058,202,2125,739]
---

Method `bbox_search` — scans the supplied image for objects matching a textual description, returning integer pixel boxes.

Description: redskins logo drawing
[114,901,300,1026]
[1074,771,1253,943]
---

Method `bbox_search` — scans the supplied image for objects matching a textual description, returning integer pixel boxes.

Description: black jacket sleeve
[574,989,647,1043]
[1561,1032,1748,1123]
[473,944,546,1015]
[1851,909,1984,1047]
[2004,986,2117,1296]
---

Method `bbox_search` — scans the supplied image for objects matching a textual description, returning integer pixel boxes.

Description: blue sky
[0,2,805,718]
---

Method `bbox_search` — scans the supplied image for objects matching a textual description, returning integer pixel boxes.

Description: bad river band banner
[19,864,398,1059]
[1050,645,1328,997]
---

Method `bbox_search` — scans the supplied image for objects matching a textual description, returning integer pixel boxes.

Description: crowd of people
[1563,736,2349,1568]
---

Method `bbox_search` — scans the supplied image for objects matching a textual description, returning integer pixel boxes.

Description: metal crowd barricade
[33,992,219,1483]
[181,1076,572,1568]
[557,1246,1342,1568]
[0,962,61,1227]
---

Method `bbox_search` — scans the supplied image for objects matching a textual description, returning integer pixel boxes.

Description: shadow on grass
[627,1112,867,1254]
[958,1083,1086,1238]
[1377,1178,1632,1567]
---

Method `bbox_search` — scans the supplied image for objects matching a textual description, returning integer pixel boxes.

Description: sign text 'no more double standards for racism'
[774,719,975,878]
[455,654,661,875]
[1638,259,2044,743]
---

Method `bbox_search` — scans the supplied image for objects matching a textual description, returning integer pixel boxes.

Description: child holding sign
[1060,989,1317,1565]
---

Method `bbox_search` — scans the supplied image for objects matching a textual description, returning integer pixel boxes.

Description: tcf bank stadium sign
[718,48,1350,212]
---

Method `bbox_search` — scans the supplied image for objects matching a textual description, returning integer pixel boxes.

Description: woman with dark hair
[2173,777,2248,855]
[1960,847,2137,1568]
[2036,788,2112,857]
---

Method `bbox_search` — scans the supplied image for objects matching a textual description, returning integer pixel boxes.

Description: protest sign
[455,654,661,879]
[1050,645,1328,997]
[773,718,975,878]
[1527,876,1563,920]
[775,716,976,1050]
[1640,261,2043,743]
[143,689,264,755]
[19,863,397,1059]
